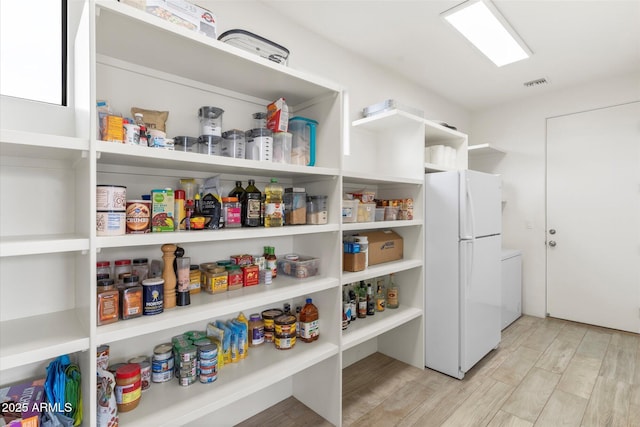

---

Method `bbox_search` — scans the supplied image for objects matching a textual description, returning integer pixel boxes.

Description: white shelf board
[0,234,90,257]
[424,162,458,173]
[96,141,339,179]
[118,341,339,426]
[96,223,339,249]
[96,276,339,343]
[0,129,89,160]
[352,109,425,131]
[95,1,342,106]
[341,171,423,186]
[341,306,422,351]
[468,143,506,156]
[0,309,90,371]
[341,258,423,285]
[341,220,422,232]
[424,120,467,142]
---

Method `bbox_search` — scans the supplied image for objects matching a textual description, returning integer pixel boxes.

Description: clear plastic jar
[97,261,111,279]
[132,258,149,282]
[221,129,246,158]
[222,197,242,228]
[248,313,264,347]
[115,363,141,412]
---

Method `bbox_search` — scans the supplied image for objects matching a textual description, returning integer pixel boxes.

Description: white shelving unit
[2,1,344,425]
[424,119,469,172]
[342,110,425,370]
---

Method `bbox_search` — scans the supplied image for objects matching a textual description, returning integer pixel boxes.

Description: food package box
[343,252,366,272]
[151,189,175,232]
[242,265,259,286]
[359,230,403,265]
[0,379,46,427]
[284,187,307,225]
[146,0,217,39]
[230,254,253,266]
[277,256,320,279]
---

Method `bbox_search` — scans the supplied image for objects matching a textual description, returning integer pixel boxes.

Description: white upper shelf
[468,143,506,156]
[95,1,342,106]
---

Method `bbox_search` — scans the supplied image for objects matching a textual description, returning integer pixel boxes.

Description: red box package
[230,254,253,266]
[242,265,259,286]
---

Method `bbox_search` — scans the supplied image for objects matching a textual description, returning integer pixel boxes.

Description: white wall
[205,1,470,146]
[469,72,640,317]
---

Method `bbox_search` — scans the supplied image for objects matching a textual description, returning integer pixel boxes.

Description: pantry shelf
[117,341,339,427]
[0,309,90,371]
[341,258,423,285]
[341,219,422,232]
[96,276,339,344]
[95,224,339,249]
[341,306,422,351]
[0,129,89,159]
[95,1,341,106]
[351,108,425,130]
[96,141,340,179]
[0,234,90,258]
[341,171,423,186]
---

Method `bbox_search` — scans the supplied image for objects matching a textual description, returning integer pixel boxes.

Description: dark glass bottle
[244,179,262,227]
[229,180,246,222]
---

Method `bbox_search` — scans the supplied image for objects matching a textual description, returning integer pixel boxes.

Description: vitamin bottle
[264,178,284,227]
[299,298,319,342]
[244,179,262,227]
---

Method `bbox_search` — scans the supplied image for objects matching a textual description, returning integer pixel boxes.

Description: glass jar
[97,279,119,326]
[132,258,149,281]
[97,261,111,279]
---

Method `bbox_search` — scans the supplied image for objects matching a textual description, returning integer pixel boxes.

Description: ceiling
[262,0,640,111]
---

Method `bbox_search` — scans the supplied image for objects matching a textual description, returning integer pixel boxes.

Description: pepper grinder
[161,243,177,309]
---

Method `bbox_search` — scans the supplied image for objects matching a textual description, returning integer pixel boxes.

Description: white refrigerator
[424,170,502,379]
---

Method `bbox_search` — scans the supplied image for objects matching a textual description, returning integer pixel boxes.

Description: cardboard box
[146,0,217,39]
[359,230,403,265]
[151,189,175,232]
[343,252,366,272]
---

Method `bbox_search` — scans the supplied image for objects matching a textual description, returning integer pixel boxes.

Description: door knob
[549,229,556,235]
[548,240,556,247]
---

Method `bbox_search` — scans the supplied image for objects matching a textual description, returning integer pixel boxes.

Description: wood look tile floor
[236,316,640,427]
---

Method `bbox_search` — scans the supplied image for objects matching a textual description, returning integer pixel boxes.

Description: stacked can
[175,343,198,387]
[198,344,218,384]
[96,185,126,236]
[151,343,174,383]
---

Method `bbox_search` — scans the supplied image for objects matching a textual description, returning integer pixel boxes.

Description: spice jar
[226,265,243,291]
[189,264,201,294]
[114,259,132,284]
[248,313,265,347]
[97,261,111,279]
[119,277,143,320]
[115,363,142,412]
[97,279,119,326]
[132,258,149,281]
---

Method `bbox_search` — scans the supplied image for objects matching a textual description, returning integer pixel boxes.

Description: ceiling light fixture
[442,0,532,67]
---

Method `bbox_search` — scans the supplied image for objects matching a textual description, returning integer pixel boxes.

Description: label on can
[126,200,151,234]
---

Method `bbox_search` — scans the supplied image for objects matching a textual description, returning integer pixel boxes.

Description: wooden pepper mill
[161,243,177,309]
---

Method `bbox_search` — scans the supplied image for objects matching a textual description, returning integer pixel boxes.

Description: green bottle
[244,179,261,227]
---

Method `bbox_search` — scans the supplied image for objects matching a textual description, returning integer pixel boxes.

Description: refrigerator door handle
[460,174,475,240]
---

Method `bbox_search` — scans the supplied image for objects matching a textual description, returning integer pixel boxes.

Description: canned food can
[126,200,151,234]
[139,361,151,391]
[96,185,127,211]
[199,371,217,384]
[96,210,126,236]
[179,375,197,387]
[151,370,174,383]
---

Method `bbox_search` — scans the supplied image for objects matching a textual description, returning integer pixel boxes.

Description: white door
[546,102,640,333]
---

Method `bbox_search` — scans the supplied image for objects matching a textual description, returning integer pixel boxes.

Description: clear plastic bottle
[244,179,262,227]
[134,113,148,146]
[299,298,319,342]
[264,178,284,227]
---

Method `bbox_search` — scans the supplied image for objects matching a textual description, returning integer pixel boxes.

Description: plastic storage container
[173,136,197,152]
[221,129,246,158]
[357,203,376,222]
[342,199,359,223]
[288,116,317,166]
[272,131,292,163]
[276,255,320,279]
[245,128,273,161]
[307,195,328,225]
[198,135,221,155]
[198,106,224,138]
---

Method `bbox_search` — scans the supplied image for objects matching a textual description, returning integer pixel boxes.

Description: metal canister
[151,343,174,383]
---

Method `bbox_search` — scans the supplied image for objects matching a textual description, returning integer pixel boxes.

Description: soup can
[96,185,127,211]
[96,211,126,236]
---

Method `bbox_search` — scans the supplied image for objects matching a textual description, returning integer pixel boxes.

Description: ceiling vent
[523,77,549,88]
